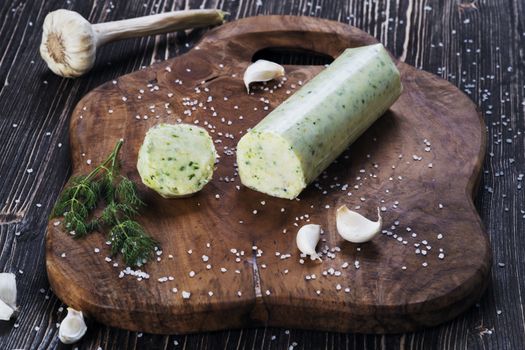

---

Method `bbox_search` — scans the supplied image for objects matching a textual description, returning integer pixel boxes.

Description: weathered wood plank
[0,0,523,348]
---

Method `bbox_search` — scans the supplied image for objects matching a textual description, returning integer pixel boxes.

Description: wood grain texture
[45,15,490,335]
[0,0,522,349]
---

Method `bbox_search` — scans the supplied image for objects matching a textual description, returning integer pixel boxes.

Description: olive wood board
[46,15,491,334]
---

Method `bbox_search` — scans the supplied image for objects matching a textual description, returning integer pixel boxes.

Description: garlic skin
[296,224,322,261]
[40,9,227,78]
[243,60,285,93]
[58,308,88,344]
[0,299,14,321]
[0,273,17,309]
[0,273,17,321]
[40,10,97,78]
[336,206,382,243]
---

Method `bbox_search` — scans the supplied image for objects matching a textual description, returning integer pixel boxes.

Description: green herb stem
[51,139,157,266]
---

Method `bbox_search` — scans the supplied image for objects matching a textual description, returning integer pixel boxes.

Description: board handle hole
[252,47,334,66]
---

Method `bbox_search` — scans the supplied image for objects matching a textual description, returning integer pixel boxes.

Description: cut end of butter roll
[137,123,216,198]
[237,43,402,199]
[237,131,306,199]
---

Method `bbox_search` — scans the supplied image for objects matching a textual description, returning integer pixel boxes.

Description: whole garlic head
[58,307,88,344]
[40,10,96,78]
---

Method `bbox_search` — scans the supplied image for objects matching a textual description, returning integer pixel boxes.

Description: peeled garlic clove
[243,59,285,93]
[0,273,17,310]
[296,224,322,261]
[336,206,382,243]
[0,299,14,321]
[58,308,87,344]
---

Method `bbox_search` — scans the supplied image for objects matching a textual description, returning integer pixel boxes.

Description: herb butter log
[137,123,216,198]
[237,43,402,199]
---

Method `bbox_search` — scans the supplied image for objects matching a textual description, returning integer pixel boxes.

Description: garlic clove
[0,273,17,310]
[243,60,285,93]
[0,299,14,321]
[58,307,88,344]
[296,224,322,261]
[336,206,382,243]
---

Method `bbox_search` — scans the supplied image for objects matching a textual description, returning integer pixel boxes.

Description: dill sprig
[51,140,158,266]
[51,175,100,237]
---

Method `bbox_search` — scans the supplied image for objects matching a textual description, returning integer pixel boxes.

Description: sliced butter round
[137,123,216,198]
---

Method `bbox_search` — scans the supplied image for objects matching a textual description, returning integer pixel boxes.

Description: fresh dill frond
[108,220,157,266]
[100,200,138,226]
[51,175,101,237]
[100,201,120,226]
[50,140,158,266]
[116,176,144,210]
[101,173,116,203]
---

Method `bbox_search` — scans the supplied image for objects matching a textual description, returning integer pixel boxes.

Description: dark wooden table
[0,0,521,349]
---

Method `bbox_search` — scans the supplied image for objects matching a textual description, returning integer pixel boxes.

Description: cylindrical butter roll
[237,43,402,199]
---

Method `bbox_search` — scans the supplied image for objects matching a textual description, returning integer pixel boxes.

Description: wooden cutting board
[46,15,491,334]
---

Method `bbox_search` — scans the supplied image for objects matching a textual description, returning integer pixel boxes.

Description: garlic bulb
[296,224,322,261]
[40,10,96,78]
[58,308,87,344]
[40,9,227,78]
[0,273,17,321]
[336,206,382,243]
[243,60,285,93]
